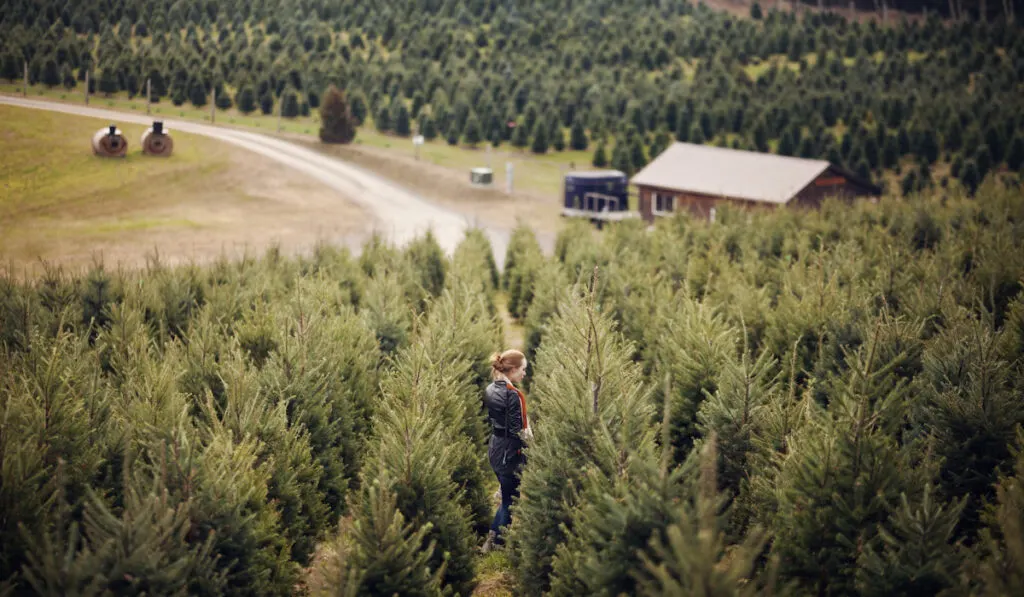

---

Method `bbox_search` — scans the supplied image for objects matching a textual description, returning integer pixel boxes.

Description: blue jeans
[489,469,520,544]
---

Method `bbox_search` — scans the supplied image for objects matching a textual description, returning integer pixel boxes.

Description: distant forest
[1,0,1022,192]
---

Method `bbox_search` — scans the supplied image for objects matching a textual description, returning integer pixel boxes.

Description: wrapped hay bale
[91,125,128,158]
[141,121,174,157]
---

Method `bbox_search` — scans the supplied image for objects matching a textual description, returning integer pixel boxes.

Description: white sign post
[506,162,514,195]
[413,134,424,160]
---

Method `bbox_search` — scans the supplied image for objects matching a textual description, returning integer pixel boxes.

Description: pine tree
[0,330,112,585]
[592,143,608,168]
[503,222,544,315]
[462,111,483,146]
[511,122,529,148]
[630,136,648,171]
[361,399,477,595]
[855,485,966,596]
[259,91,274,115]
[531,119,549,154]
[40,57,60,88]
[611,143,633,176]
[772,330,921,597]
[421,114,438,140]
[393,101,411,136]
[553,126,566,151]
[1006,134,1024,171]
[453,228,499,292]
[61,65,76,89]
[405,230,447,299]
[236,84,257,114]
[508,277,656,595]
[360,268,413,357]
[521,261,568,389]
[319,85,357,144]
[634,439,773,597]
[973,429,1024,597]
[197,349,330,566]
[918,316,1024,536]
[696,342,781,504]
[547,440,679,597]
[348,89,368,126]
[375,99,391,132]
[258,302,380,519]
[316,482,442,597]
[188,78,207,107]
[281,88,300,118]
[650,295,737,465]
[570,117,588,150]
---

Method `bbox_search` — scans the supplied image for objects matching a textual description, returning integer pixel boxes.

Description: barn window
[653,193,674,213]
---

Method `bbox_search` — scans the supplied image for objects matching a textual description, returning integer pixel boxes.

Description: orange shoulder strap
[508,383,528,429]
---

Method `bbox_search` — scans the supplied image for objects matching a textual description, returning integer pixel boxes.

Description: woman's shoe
[480,530,498,554]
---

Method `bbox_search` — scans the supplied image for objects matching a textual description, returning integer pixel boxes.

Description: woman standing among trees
[481,349,533,552]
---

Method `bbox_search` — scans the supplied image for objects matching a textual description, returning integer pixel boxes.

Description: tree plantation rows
[2,1,1023,192]
[2,180,1024,595]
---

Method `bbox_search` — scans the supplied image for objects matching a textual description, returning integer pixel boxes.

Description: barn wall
[637,184,778,223]
[793,169,880,207]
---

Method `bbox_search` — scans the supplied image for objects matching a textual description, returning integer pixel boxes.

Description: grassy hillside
[0,105,368,270]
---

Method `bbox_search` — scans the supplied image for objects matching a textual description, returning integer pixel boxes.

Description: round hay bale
[92,125,128,158]
[141,124,173,157]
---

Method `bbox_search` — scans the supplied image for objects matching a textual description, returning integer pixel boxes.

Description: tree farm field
[0,104,369,273]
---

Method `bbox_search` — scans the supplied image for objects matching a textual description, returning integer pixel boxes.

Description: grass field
[0,82,588,199]
[0,104,368,272]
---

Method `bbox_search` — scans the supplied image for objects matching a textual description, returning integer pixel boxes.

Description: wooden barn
[632,142,882,222]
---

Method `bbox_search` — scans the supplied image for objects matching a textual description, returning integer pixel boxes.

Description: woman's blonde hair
[490,349,526,380]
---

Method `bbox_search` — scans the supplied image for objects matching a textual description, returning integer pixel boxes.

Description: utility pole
[146,78,151,115]
[210,88,216,124]
[84,71,89,105]
[22,61,28,96]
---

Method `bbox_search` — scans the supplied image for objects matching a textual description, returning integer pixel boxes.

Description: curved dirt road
[0,95,511,263]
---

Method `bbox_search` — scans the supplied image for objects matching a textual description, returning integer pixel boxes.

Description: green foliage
[316,483,442,597]
[508,280,655,595]
[2,174,1024,595]
[570,118,588,151]
[634,440,774,597]
[360,398,477,595]
[21,475,222,597]
[856,485,966,597]
[972,429,1024,597]
[280,88,300,118]
[650,295,737,464]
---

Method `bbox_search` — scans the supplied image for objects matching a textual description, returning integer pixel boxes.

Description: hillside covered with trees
[1,180,1023,594]
[2,0,1023,192]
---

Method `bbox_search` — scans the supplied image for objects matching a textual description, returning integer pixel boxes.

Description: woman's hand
[522,426,534,442]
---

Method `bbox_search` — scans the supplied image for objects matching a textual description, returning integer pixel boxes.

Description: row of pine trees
[2,179,1024,595]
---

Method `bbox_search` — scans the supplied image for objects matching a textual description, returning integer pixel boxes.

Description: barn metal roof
[630,142,833,205]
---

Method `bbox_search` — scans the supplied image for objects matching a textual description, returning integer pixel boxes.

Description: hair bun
[489,352,503,369]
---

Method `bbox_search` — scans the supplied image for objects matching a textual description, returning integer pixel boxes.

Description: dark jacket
[484,379,525,473]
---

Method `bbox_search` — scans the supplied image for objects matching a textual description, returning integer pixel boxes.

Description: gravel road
[0,95,513,265]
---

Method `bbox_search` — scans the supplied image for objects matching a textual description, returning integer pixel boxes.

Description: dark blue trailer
[562,170,635,224]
